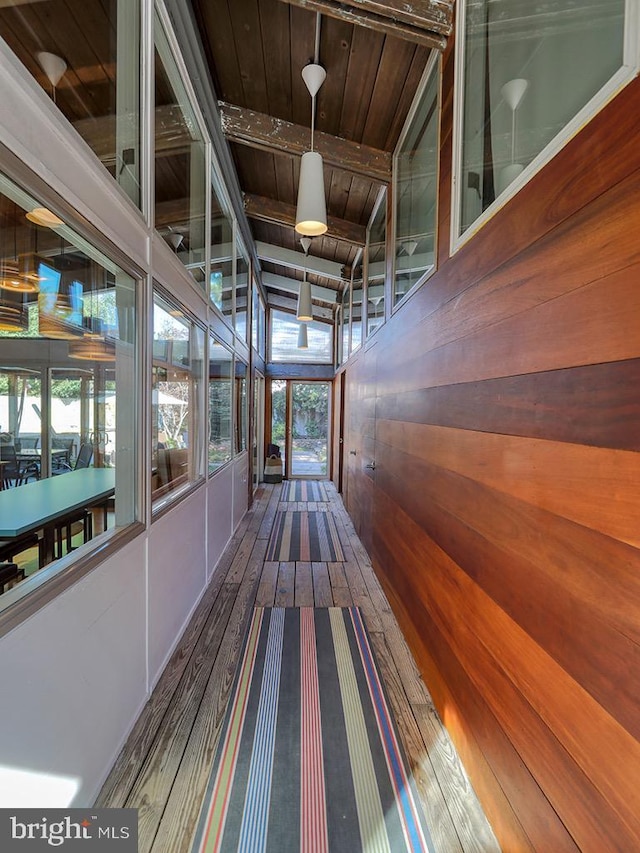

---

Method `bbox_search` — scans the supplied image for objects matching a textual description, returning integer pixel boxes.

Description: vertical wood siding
[337,43,640,853]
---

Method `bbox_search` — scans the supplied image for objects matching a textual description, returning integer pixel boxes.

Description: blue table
[0,468,115,563]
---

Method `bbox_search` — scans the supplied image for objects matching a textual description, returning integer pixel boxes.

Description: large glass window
[152,292,204,509]
[270,310,333,364]
[341,287,351,364]
[456,0,627,241]
[0,173,138,595]
[352,282,363,353]
[0,1,142,208]
[208,336,232,474]
[234,360,247,455]
[366,190,386,337]
[394,58,439,307]
[154,11,207,288]
[210,171,234,323]
[235,245,249,342]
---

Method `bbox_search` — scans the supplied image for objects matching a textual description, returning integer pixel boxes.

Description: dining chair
[0,443,39,486]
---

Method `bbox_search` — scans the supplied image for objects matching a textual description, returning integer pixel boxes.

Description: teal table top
[0,468,115,538]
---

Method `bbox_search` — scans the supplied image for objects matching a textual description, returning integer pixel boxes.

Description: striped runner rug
[191,607,435,853]
[281,480,329,502]
[266,511,344,562]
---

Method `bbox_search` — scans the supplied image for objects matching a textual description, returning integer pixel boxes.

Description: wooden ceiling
[0,0,454,318]
[190,0,453,316]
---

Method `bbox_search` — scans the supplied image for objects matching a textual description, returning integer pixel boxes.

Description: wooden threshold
[95,483,500,853]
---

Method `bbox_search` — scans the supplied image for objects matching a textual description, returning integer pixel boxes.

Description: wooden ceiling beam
[256,241,346,281]
[275,0,452,49]
[244,194,366,246]
[219,102,391,184]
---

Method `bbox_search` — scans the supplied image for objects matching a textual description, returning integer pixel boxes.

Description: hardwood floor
[96,482,500,853]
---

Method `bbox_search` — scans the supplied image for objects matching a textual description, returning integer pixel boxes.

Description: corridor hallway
[96,483,499,852]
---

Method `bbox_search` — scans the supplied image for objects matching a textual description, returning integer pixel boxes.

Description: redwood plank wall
[335,40,640,853]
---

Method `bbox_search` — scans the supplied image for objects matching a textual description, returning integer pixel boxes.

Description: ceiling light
[68,338,115,362]
[297,322,309,349]
[25,207,64,228]
[0,260,38,293]
[296,238,313,322]
[295,56,327,237]
[36,51,67,104]
[0,305,28,332]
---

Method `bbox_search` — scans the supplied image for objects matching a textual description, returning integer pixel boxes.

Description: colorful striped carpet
[280,480,329,502]
[266,511,344,562]
[191,607,434,853]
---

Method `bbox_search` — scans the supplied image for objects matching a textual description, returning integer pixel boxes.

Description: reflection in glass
[352,284,363,353]
[0,1,142,208]
[459,0,625,236]
[341,287,351,363]
[366,191,386,336]
[211,172,234,319]
[394,62,439,306]
[0,173,138,590]
[270,310,332,364]
[235,247,249,342]
[154,12,206,288]
[208,336,232,473]
[234,360,247,454]
[152,293,204,507]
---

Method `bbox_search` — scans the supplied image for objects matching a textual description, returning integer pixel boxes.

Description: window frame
[450,0,640,254]
[391,51,442,313]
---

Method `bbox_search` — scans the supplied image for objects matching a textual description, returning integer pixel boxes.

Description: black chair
[53,441,93,475]
[0,533,45,570]
[0,562,25,594]
[0,443,39,486]
[52,443,95,556]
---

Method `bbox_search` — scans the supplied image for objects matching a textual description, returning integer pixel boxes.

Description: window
[0,2,142,209]
[154,10,207,288]
[0,172,138,600]
[341,287,351,364]
[152,291,204,509]
[454,0,629,244]
[352,282,363,353]
[234,359,247,454]
[394,56,440,307]
[208,335,232,473]
[251,282,266,356]
[235,244,249,342]
[366,189,386,337]
[210,171,234,323]
[270,310,333,364]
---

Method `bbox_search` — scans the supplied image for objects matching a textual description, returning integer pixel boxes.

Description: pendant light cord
[310,12,322,153]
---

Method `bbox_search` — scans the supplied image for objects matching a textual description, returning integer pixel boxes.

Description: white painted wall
[207,463,234,581]
[233,453,249,532]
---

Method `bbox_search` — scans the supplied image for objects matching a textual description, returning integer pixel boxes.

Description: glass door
[289,381,330,479]
[253,371,264,489]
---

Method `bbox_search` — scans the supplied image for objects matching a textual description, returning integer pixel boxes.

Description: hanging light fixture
[498,78,529,194]
[297,322,309,349]
[36,51,67,105]
[0,304,28,332]
[295,17,328,237]
[0,208,41,293]
[296,237,313,322]
[68,337,116,362]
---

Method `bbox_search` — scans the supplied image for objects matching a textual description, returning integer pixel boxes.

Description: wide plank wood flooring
[96,482,500,853]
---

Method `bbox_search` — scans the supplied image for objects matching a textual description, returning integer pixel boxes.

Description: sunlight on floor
[0,766,80,807]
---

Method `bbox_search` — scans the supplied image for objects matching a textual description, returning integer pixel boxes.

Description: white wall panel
[207,464,234,581]
[147,487,207,686]
[0,536,147,807]
[233,453,249,531]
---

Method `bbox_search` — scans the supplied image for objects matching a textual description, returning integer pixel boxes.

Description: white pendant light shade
[295,151,327,236]
[302,63,326,98]
[498,162,525,194]
[296,278,313,322]
[297,322,309,349]
[501,78,529,111]
[37,52,67,88]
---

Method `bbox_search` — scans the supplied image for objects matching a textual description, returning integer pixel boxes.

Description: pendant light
[37,51,67,105]
[68,337,116,362]
[499,78,528,194]
[295,15,328,237]
[297,322,309,349]
[0,304,28,332]
[296,237,313,322]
